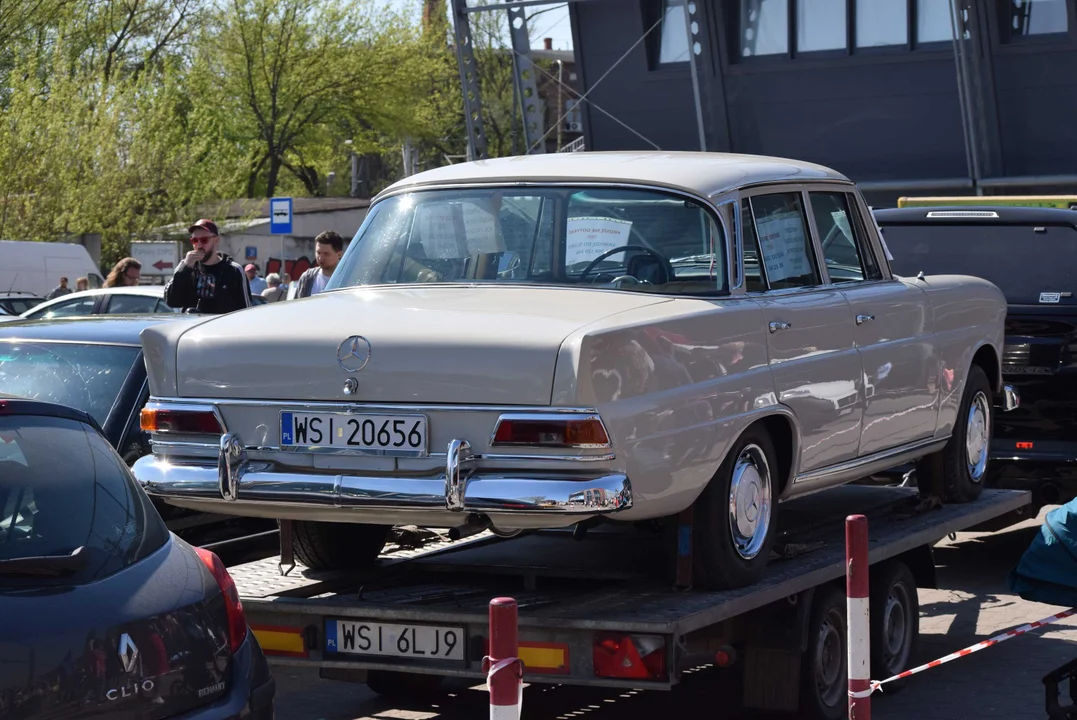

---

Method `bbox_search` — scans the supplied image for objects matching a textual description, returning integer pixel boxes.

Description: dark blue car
[0,396,275,718]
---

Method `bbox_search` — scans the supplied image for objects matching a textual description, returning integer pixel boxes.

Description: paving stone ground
[273,507,1072,720]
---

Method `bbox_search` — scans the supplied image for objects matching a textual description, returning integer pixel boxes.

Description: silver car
[132,152,1018,588]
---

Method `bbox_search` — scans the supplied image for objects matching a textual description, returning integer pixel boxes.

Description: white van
[0,240,104,297]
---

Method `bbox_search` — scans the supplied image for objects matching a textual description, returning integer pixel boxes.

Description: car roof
[873,206,1077,226]
[0,394,97,428]
[377,151,851,201]
[0,313,191,346]
[25,285,167,315]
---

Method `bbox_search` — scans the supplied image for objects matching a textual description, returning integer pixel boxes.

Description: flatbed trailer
[229,485,1031,717]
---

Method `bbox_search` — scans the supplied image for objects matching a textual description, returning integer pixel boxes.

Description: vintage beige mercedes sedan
[134,152,1018,589]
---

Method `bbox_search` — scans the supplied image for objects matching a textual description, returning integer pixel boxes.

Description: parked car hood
[159,285,671,405]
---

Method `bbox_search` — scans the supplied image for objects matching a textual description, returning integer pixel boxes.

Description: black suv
[873,206,1077,508]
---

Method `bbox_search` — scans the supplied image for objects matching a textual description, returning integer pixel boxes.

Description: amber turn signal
[141,407,223,434]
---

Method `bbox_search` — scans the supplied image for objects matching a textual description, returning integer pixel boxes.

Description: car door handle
[768,321,792,333]
[855,314,875,325]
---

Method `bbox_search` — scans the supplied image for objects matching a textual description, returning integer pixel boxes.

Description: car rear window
[0,342,139,425]
[879,223,1077,305]
[0,415,168,585]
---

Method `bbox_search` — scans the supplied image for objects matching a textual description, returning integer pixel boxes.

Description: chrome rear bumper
[133,433,632,516]
[1001,383,1021,412]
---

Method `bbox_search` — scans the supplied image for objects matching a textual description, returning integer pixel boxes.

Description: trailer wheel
[692,429,778,590]
[290,520,389,571]
[366,670,444,700]
[801,586,848,720]
[870,562,919,690]
[916,364,991,504]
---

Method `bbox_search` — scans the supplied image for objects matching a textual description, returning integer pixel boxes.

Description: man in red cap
[164,218,252,314]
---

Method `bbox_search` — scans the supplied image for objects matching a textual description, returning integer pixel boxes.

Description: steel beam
[451,0,489,160]
[506,1,547,153]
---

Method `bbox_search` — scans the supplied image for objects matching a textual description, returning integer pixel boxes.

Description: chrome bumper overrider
[1001,384,1020,412]
[133,433,633,515]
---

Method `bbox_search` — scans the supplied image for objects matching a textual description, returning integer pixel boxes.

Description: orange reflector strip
[1017,441,1034,450]
[518,642,570,675]
[252,625,308,658]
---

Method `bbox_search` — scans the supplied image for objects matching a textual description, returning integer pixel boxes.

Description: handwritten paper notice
[754,211,812,282]
[415,203,459,259]
[414,200,503,258]
[565,217,633,267]
[460,200,501,253]
[831,210,853,241]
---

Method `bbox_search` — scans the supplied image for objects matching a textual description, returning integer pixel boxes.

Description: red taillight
[1017,441,1034,450]
[492,415,610,448]
[141,407,222,434]
[195,547,248,653]
[592,634,666,680]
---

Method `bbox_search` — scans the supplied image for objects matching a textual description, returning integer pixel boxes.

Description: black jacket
[164,253,252,314]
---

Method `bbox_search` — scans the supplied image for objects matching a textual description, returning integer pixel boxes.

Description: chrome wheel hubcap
[728,444,772,561]
[965,391,990,481]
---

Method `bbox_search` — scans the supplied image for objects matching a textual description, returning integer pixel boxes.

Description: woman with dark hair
[103,257,141,288]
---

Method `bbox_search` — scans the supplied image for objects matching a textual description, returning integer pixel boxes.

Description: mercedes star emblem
[118,633,139,674]
[336,335,371,373]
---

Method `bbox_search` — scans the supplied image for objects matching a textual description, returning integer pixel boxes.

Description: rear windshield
[0,342,139,425]
[0,415,168,586]
[878,223,1077,305]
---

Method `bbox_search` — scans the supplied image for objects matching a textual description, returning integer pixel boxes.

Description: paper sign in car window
[565,217,633,267]
[831,210,853,241]
[414,203,459,259]
[460,200,502,254]
[755,211,812,281]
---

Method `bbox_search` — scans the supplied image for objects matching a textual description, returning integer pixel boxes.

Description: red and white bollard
[484,597,524,720]
[846,514,871,719]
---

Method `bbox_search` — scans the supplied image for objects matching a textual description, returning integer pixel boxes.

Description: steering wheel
[578,245,669,284]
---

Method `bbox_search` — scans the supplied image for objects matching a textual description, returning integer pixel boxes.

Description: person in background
[245,263,267,295]
[164,218,251,314]
[289,231,346,299]
[45,277,72,300]
[75,277,88,292]
[262,273,285,302]
[281,272,291,295]
[104,258,141,288]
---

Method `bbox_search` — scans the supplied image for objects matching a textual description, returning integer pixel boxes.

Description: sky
[387,0,575,51]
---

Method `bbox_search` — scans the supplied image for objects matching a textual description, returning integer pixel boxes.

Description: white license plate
[280,412,427,456]
[325,620,465,661]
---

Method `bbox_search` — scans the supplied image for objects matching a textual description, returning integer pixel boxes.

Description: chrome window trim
[0,338,141,348]
[148,397,603,414]
[489,412,613,450]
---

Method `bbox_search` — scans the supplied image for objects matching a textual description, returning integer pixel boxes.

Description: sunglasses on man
[190,235,217,245]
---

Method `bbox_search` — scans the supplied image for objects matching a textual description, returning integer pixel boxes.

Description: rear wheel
[800,586,848,720]
[917,364,992,504]
[870,562,919,690]
[290,520,389,571]
[692,429,778,590]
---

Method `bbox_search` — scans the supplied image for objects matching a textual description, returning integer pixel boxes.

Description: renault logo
[118,633,139,673]
[336,335,371,373]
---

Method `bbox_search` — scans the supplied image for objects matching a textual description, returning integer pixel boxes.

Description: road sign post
[270,198,293,278]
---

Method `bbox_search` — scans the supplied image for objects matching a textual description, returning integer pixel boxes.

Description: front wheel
[917,364,992,504]
[692,429,778,590]
[289,520,389,571]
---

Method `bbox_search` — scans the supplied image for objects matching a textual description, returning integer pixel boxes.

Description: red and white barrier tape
[849,607,1077,699]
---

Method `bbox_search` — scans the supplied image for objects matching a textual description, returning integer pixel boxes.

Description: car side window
[105,294,159,314]
[28,297,96,319]
[739,199,768,292]
[747,193,821,290]
[809,192,881,283]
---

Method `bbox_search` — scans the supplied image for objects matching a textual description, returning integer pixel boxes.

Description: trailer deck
[230,486,1030,689]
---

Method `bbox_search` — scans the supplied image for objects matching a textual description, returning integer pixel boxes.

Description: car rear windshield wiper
[0,546,87,576]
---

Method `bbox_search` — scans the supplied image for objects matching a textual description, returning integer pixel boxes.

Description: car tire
[869,562,918,691]
[917,364,992,504]
[800,586,848,720]
[365,670,444,700]
[692,428,778,590]
[290,521,389,571]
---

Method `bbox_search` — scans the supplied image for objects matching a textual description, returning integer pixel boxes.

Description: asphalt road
[269,507,1073,720]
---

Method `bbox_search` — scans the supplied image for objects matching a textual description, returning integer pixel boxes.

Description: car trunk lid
[171,285,668,404]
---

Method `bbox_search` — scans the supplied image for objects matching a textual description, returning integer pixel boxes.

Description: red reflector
[492,416,610,448]
[195,547,248,653]
[592,634,666,680]
[1017,441,1034,450]
[141,407,222,434]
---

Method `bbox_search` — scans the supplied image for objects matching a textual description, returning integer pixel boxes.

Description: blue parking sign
[270,197,293,234]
